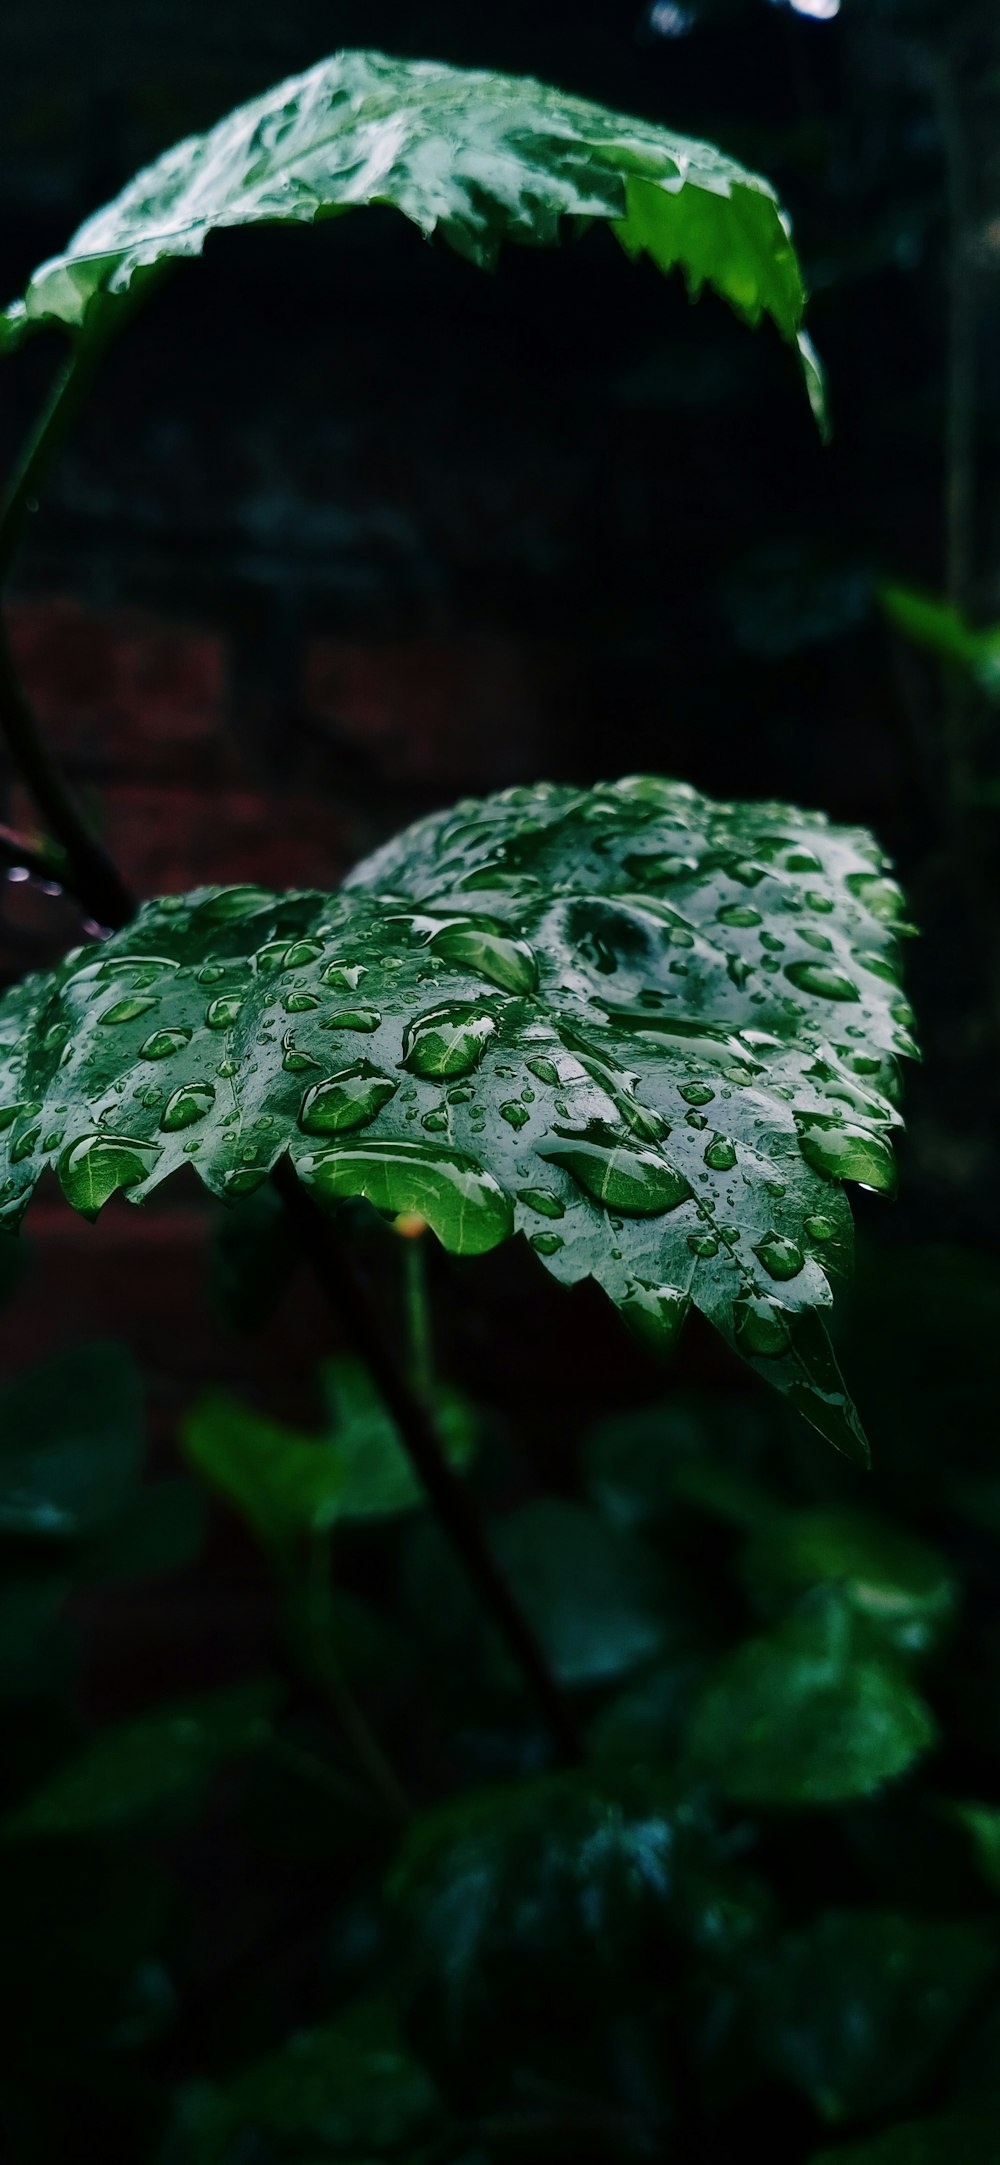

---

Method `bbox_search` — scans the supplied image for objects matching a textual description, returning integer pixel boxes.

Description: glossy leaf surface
[0,778,916,1453]
[0,49,817,408]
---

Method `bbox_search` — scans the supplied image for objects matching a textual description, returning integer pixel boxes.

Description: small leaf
[0,52,818,410]
[2,1678,280,1837]
[164,1996,440,2165]
[320,1355,478,1519]
[183,1396,347,1550]
[740,1506,956,1656]
[0,1342,144,1541]
[687,1590,936,1804]
[881,584,1000,701]
[757,1910,996,2123]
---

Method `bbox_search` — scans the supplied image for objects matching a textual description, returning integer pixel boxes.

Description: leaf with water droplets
[0,776,917,1456]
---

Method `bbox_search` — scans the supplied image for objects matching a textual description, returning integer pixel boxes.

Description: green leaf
[949,1802,1000,1898]
[492,1499,688,1686]
[881,585,1000,701]
[739,1505,956,1655]
[0,777,917,1455]
[0,51,818,404]
[389,1769,771,2092]
[183,1360,476,1548]
[2,1678,279,1837]
[686,1589,936,1804]
[0,1341,144,1541]
[164,1996,440,2165]
[584,1394,779,1533]
[758,1910,996,2123]
[811,2113,1000,2165]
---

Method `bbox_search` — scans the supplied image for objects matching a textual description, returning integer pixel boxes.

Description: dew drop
[804,1213,836,1243]
[526,1056,559,1087]
[785,960,860,1002]
[704,1135,737,1172]
[321,1007,382,1034]
[517,1187,565,1219]
[298,1063,398,1136]
[284,991,320,1014]
[140,1028,193,1060]
[58,1133,159,1217]
[530,1231,564,1256]
[687,1232,718,1258]
[752,1231,804,1281]
[543,1130,692,1217]
[322,961,367,991]
[402,1002,497,1080]
[734,1295,790,1359]
[205,997,242,1030]
[160,1083,215,1132]
[100,996,159,1026]
[717,904,761,929]
[500,1100,530,1130]
[796,1114,897,1193]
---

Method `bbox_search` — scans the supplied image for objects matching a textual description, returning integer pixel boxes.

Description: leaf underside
[0,776,916,1458]
[0,48,817,411]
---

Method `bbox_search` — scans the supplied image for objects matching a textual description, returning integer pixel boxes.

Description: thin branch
[273,1161,584,1767]
[0,341,136,930]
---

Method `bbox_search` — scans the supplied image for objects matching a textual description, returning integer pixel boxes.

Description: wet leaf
[740,1506,956,1656]
[0,52,818,411]
[493,1499,687,1686]
[0,778,916,1454]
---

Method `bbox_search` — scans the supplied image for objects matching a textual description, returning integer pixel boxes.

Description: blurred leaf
[687,1590,936,1804]
[164,1996,440,2164]
[0,1569,74,1700]
[0,776,917,1457]
[881,586,1000,701]
[810,2111,1000,2165]
[493,1499,687,1686]
[78,1475,208,1585]
[184,1394,350,1551]
[320,1355,478,1519]
[0,1341,144,1541]
[589,1655,711,1768]
[758,1910,996,2123]
[740,1506,956,1655]
[0,52,816,400]
[390,1769,770,2103]
[949,1804,1000,1899]
[2,1677,280,1837]
[184,1363,475,1551]
[584,1394,778,1534]
[207,1180,297,1332]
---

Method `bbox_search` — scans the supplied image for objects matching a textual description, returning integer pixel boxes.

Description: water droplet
[704,1135,737,1172]
[542,1129,692,1217]
[447,1083,474,1104]
[717,904,761,928]
[804,1213,836,1242]
[283,940,324,970]
[58,1133,159,1217]
[160,1083,215,1133]
[846,872,905,923]
[622,1279,690,1354]
[685,1109,707,1131]
[526,1057,559,1087]
[800,927,833,953]
[255,942,292,974]
[734,1295,789,1359]
[429,921,538,994]
[422,1109,449,1134]
[201,886,275,921]
[759,931,785,953]
[298,1140,513,1255]
[140,1028,193,1060]
[197,963,227,984]
[10,1124,40,1162]
[402,1002,498,1080]
[753,1231,804,1281]
[687,1232,718,1258]
[679,1083,714,1107]
[796,1114,897,1193]
[42,1130,63,1152]
[298,1064,399,1136]
[100,995,159,1026]
[321,1007,382,1033]
[280,1031,320,1073]
[804,890,834,914]
[205,997,242,1030]
[322,961,367,990]
[784,961,860,1002]
[222,1166,268,1196]
[530,1230,564,1256]
[283,991,320,1014]
[517,1187,565,1219]
[500,1100,530,1130]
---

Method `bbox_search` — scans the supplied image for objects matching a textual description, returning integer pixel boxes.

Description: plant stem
[402,1229,434,1400]
[273,1161,584,1767]
[0,341,135,930]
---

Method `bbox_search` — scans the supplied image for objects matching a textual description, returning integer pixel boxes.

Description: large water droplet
[804,1213,836,1243]
[517,1187,565,1219]
[58,1133,159,1218]
[322,1006,382,1034]
[542,1129,691,1217]
[322,961,367,991]
[785,960,859,1002]
[298,1140,513,1255]
[687,1232,719,1258]
[298,1064,399,1136]
[530,1231,564,1256]
[846,872,905,923]
[256,941,292,974]
[201,886,275,921]
[704,1135,737,1172]
[428,921,538,994]
[140,1028,193,1060]
[526,1056,559,1087]
[679,1083,714,1107]
[283,940,324,970]
[283,991,320,1014]
[796,1114,897,1193]
[717,904,761,928]
[734,1295,790,1359]
[622,1279,690,1355]
[100,995,158,1026]
[205,998,242,1030]
[10,1124,40,1163]
[160,1083,215,1133]
[500,1100,530,1130]
[753,1231,804,1281]
[401,1002,498,1080]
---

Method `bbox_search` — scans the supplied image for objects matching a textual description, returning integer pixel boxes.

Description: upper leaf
[0,776,916,1457]
[0,49,819,411]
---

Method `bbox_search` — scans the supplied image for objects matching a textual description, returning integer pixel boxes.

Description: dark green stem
[287,1531,411,1825]
[273,1162,584,1767]
[402,1230,435,1400]
[0,342,135,929]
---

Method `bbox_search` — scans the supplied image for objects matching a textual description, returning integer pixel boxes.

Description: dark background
[0,0,997,1574]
